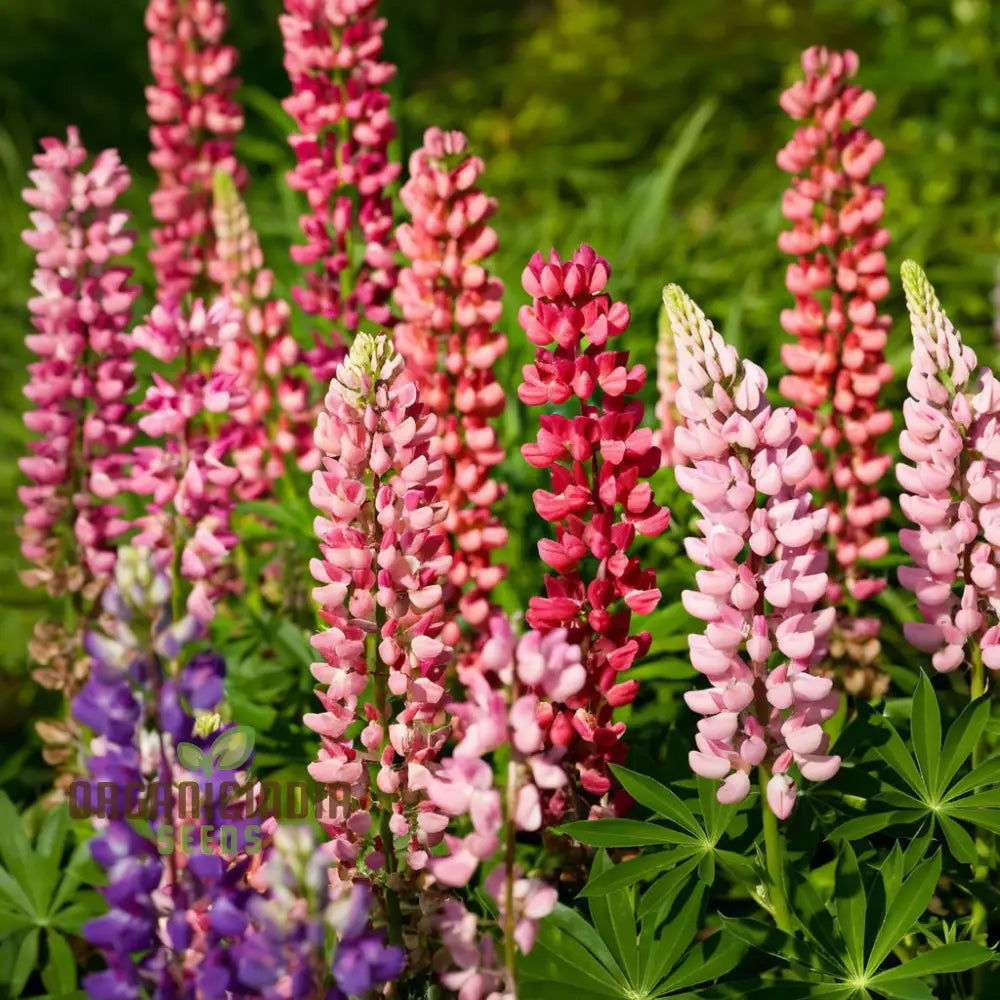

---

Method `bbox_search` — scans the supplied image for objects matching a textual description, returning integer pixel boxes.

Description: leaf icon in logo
[176,741,206,773]
[207,726,255,775]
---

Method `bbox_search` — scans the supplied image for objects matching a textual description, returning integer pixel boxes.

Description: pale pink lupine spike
[308,331,455,872]
[664,283,841,817]
[19,128,140,601]
[145,0,245,302]
[776,46,893,683]
[897,261,1000,674]
[209,169,317,496]
[654,304,682,467]
[394,126,508,647]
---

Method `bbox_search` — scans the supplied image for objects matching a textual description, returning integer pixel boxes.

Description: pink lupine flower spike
[664,284,841,818]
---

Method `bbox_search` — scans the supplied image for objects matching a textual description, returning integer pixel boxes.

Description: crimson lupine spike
[210,170,318,494]
[145,0,245,303]
[281,0,399,382]
[306,332,453,876]
[777,47,893,616]
[664,284,841,818]
[19,127,139,650]
[395,127,508,642]
[518,245,670,812]
[897,261,1000,675]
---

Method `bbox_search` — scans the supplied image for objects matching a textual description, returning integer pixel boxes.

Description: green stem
[504,755,518,988]
[370,624,403,947]
[969,645,990,979]
[759,766,792,933]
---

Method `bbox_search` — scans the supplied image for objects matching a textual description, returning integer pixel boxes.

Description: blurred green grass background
[2,0,999,765]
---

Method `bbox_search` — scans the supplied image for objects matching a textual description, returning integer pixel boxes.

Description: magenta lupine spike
[394,127,508,643]
[145,0,245,303]
[130,298,245,623]
[518,245,670,816]
[664,284,841,818]
[281,0,400,383]
[897,261,1000,675]
[306,332,453,875]
[777,46,893,612]
[209,170,318,494]
[19,127,140,606]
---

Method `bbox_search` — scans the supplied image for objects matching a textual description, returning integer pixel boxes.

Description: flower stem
[370,622,402,947]
[969,644,990,974]
[504,754,518,989]
[759,765,792,933]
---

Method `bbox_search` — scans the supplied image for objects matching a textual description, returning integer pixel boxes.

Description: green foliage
[520,854,744,999]
[724,844,993,997]
[0,794,102,998]
[831,674,1000,868]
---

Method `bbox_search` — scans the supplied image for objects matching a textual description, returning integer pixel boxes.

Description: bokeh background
[3,0,1000,789]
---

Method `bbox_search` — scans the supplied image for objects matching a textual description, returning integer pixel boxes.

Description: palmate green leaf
[910,673,941,796]
[609,766,703,839]
[11,927,38,998]
[638,882,703,993]
[720,917,832,975]
[937,814,977,865]
[589,852,639,986]
[871,979,935,1000]
[659,930,744,994]
[42,929,77,996]
[942,756,1000,801]
[937,695,990,794]
[835,842,866,976]
[870,942,994,984]
[556,819,691,847]
[833,699,1000,854]
[865,852,942,976]
[579,849,683,898]
[637,854,702,922]
[519,904,627,998]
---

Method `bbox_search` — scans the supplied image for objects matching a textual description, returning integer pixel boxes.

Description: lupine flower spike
[145,0,245,302]
[778,46,893,693]
[518,245,670,815]
[281,0,399,382]
[898,261,1000,683]
[654,302,682,467]
[75,548,402,999]
[210,169,317,493]
[19,128,140,749]
[130,297,246,623]
[307,332,453,889]
[395,127,508,646]
[664,284,841,818]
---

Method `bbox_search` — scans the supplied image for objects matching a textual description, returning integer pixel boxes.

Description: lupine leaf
[909,673,941,796]
[937,695,990,795]
[638,881,703,992]
[588,852,638,985]
[637,854,702,921]
[658,929,744,992]
[869,941,994,983]
[556,819,691,847]
[865,852,942,975]
[579,850,681,897]
[943,756,1000,801]
[835,843,866,975]
[610,765,703,839]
